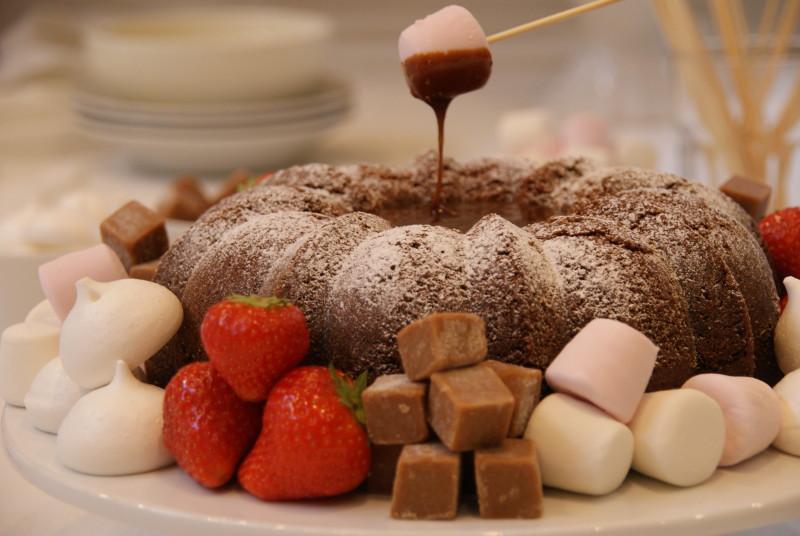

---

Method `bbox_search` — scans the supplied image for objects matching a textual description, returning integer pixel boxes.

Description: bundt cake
[147,153,779,390]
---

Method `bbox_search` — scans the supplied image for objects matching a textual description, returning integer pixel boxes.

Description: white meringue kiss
[60,277,182,389]
[773,369,800,456]
[57,360,173,475]
[24,357,85,433]
[24,300,61,327]
[775,277,800,375]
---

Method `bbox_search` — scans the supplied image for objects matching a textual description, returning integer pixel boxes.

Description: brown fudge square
[159,177,211,221]
[129,259,161,281]
[397,312,487,380]
[720,175,772,220]
[363,374,429,445]
[100,201,168,271]
[481,360,542,437]
[428,365,514,452]
[367,444,403,495]
[391,443,460,520]
[474,439,543,519]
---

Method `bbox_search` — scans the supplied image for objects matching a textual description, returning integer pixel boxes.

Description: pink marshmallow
[561,113,612,150]
[398,5,488,62]
[545,318,658,423]
[682,374,781,466]
[38,244,127,320]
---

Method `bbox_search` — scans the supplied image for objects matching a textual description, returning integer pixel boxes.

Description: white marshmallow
[524,393,633,495]
[24,357,85,433]
[629,389,725,487]
[60,278,183,389]
[24,299,61,327]
[57,360,173,475]
[497,108,557,156]
[683,374,781,466]
[561,113,612,149]
[545,318,658,423]
[775,277,800,375]
[773,369,800,456]
[398,5,488,62]
[0,322,60,406]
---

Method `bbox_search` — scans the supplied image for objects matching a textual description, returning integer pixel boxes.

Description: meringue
[775,276,800,374]
[60,277,183,389]
[773,369,800,456]
[683,374,781,466]
[24,357,85,433]
[57,360,173,475]
[398,5,488,62]
[24,299,61,327]
[0,321,60,406]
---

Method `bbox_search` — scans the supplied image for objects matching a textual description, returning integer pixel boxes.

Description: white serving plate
[4,405,800,536]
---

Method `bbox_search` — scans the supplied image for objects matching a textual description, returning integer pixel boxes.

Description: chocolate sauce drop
[402,47,492,221]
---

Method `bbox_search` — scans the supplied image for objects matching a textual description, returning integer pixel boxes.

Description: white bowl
[82,7,333,102]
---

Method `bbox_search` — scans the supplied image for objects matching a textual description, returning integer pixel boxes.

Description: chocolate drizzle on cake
[402,48,492,220]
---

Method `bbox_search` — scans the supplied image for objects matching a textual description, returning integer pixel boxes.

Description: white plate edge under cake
[4,405,800,536]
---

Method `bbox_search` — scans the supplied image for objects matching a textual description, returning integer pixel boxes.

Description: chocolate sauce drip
[402,48,492,221]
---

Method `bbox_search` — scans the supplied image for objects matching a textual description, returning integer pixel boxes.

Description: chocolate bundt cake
[147,154,779,390]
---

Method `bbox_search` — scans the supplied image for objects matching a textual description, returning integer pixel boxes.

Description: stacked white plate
[74,79,351,172]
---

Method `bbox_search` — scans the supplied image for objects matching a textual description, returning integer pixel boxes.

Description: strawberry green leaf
[226,295,292,309]
[328,363,367,426]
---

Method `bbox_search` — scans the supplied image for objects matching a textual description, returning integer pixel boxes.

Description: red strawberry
[201,295,309,402]
[163,362,262,488]
[760,207,800,281]
[238,365,371,501]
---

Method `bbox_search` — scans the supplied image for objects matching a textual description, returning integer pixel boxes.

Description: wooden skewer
[757,0,800,101]
[487,0,623,44]
[756,0,781,43]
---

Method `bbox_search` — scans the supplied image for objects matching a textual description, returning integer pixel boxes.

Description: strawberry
[759,207,800,281]
[162,362,262,488]
[201,295,310,402]
[238,365,371,501]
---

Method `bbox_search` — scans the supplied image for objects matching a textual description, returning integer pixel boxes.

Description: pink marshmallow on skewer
[38,244,128,321]
[398,5,489,63]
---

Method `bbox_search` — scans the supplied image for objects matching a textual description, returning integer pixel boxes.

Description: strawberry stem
[329,363,367,426]
[227,295,292,309]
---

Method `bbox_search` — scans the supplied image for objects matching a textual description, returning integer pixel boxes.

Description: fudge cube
[720,175,772,220]
[100,201,168,271]
[129,259,161,281]
[397,312,487,380]
[363,374,429,445]
[367,444,404,494]
[391,443,460,520]
[428,365,514,451]
[481,360,542,437]
[474,439,543,519]
[159,177,211,221]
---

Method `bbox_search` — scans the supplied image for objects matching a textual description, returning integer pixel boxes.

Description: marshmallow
[398,5,488,62]
[24,357,85,433]
[545,318,658,423]
[773,369,800,456]
[683,374,781,466]
[0,322,60,406]
[58,361,173,475]
[561,113,612,149]
[38,244,128,320]
[60,278,183,389]
[24,300,61,327]
[497,108,557,156]
[629,389,725,486]
[524,393,633,495]
[775,277,800,375]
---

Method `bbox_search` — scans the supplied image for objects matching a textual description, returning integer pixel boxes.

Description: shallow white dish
[82,7,332,102]
[4,404,800,536]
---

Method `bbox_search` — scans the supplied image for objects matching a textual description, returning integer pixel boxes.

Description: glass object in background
[655,0,800,209]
